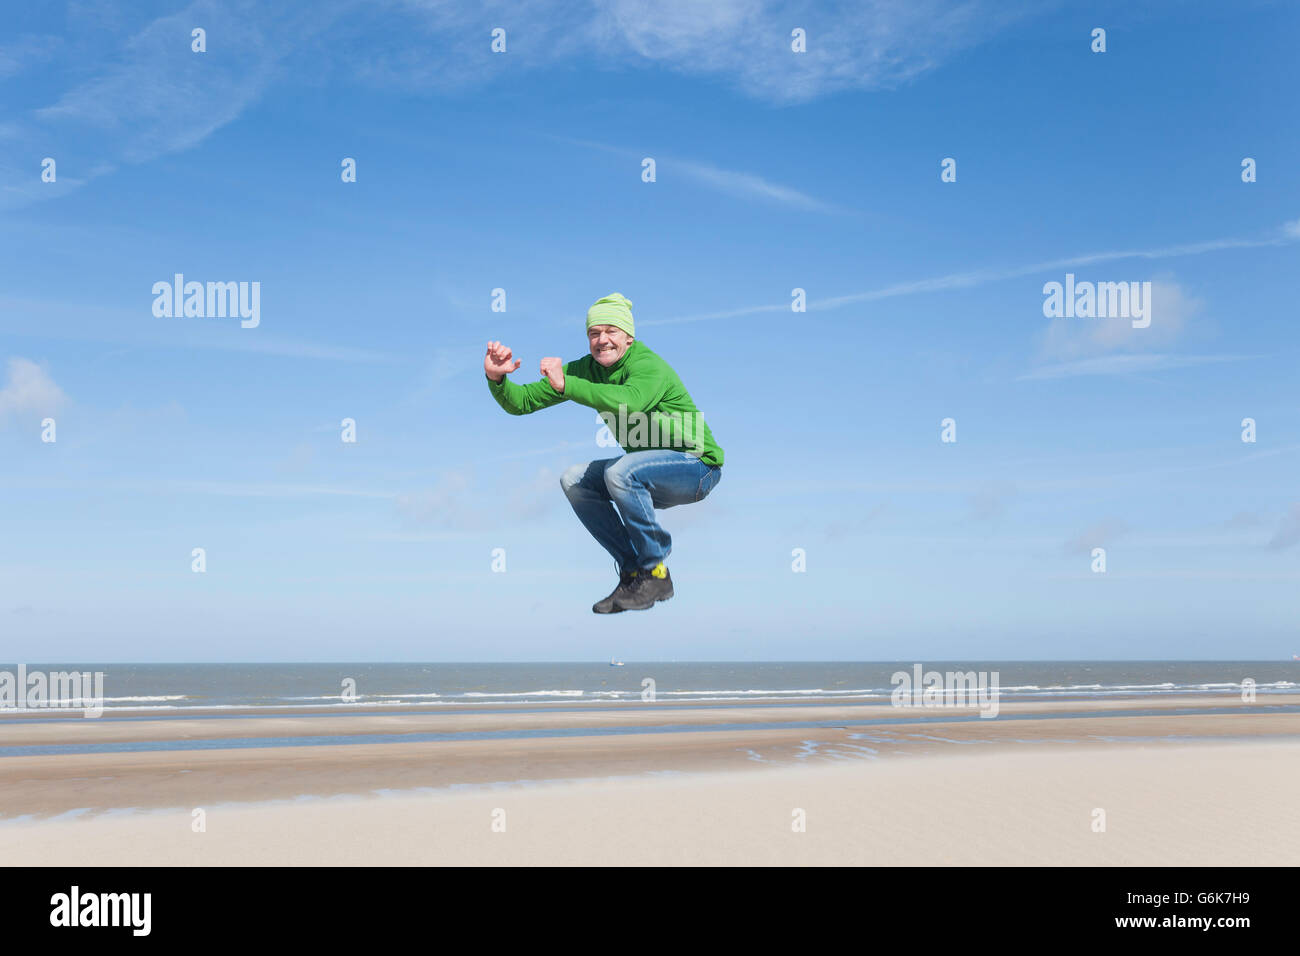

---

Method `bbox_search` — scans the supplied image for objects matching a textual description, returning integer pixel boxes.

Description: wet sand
[2,695,1297,864]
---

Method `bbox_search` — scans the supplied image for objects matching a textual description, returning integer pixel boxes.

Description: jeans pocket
[695,466,721,502]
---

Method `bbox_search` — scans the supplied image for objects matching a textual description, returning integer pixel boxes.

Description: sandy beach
[2,694,1298,865]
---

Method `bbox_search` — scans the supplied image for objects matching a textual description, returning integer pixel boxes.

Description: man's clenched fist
[540,357,564,393]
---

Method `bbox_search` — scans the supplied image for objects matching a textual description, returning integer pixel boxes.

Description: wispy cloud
[6,1,1031,208]
[823,501,888,539]
[174,480,396,499]
[1266,504,1300,551]
[362,0,1033,104]
[395,460,569,531]
[0,33,62,78]
[966,481,1017,520]
[1063,519,1130,556]
[0,475,397,499]
[606,0,1036,103]
[508,464,565,520]
[670,155,844,213]
[229,337,405,363]
[481,439,594,463]
[640,222,1299,326]
[1017,353,1253,381]
[396,469,477,529]
[1223,511,1264,530]
[0,296,406,364]
[4,0,348,209]
[554,134,841,213]
[403,346,477,406]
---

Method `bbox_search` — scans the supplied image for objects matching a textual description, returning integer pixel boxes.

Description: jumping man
[484,293,724,613]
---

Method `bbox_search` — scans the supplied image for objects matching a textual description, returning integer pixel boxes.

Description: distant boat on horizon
[610,657,625,667]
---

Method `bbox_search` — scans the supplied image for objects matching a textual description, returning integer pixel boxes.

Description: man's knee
[560,462,589,495]
[603,459,633,495]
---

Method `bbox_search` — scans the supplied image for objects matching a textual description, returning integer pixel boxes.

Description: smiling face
[588,324,632,366]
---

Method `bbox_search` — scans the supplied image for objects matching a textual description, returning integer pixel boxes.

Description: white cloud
[0,358,68,421]
[1038,277,1202,362]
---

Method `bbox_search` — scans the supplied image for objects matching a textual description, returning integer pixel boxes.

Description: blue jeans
[560,450,722,574]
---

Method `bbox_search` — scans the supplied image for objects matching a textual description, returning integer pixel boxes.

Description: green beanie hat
[586,293,634,339]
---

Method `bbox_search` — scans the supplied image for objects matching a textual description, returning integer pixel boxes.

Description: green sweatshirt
[486,340,724,467]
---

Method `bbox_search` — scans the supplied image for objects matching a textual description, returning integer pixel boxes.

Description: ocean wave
[0,694,189,707]
[459,690,585,697]
[282,693,444,701]
[6,679,1296,714]
[658,687,870,696]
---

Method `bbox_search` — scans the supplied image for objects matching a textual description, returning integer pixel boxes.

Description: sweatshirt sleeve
[561,354,671,414]
[485,355,593,415]
[485,373,566,416]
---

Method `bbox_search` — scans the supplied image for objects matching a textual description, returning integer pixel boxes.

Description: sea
[1,661,1295,712]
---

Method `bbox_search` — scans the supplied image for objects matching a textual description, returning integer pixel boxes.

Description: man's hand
[540,357,564,393]
[485,341,521,382]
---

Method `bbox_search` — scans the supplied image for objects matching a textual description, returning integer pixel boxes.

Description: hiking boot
[593,568,639,614]
[613,562,673,611]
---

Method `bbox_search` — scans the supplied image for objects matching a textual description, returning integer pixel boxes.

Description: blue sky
[2,0,1298,661]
